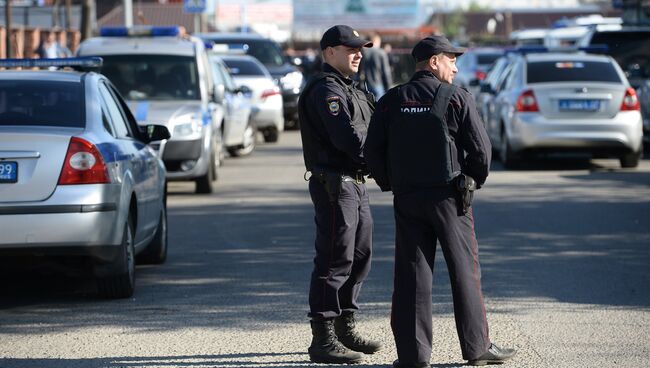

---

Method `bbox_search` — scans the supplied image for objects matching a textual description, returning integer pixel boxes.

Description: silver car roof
[524,52,613,63]
[0,70,86,82]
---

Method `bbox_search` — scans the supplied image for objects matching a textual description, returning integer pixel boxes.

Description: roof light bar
[99,26,181,37]
[0,57,103,68]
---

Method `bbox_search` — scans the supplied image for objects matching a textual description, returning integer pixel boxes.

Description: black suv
[199,33,304,129]
[578,25,650,138]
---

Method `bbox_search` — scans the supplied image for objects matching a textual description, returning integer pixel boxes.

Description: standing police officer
[363,35,516,367]
[298,25,382,364]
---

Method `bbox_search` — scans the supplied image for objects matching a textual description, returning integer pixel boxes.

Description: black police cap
[411,35,466,62]
[320,25,373,50]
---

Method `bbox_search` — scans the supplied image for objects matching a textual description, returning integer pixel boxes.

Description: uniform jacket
[364,70,491,193]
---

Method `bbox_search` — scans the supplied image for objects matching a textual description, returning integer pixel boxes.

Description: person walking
[363,35,516,367]
[298,24,382,364]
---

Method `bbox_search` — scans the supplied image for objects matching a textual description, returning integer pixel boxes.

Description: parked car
[484,50,643,168]
[209,53,280,144]
[476,53,516,125]
[219,54,284,143]
[78,26,251,193]
[577,24,650,137]
[0,57,170,298]
[207,54,256,155]
[198,33,299,128]
[454,47,504,96]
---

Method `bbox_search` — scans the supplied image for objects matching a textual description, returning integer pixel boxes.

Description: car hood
[127,100,204,127]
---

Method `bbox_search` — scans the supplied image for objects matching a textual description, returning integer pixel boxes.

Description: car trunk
[0,128,78,203]
[531,83,626,119]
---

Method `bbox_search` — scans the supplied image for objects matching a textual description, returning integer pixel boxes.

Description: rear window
[477,53,502,66]
[526,61,622,83]
[222,59,266,76]
[0,80,84,127]
[211,39,285,67]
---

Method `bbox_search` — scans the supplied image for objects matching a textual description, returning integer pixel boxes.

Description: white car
[219,54,284,143]
[77,26,253,193]
[0,57,170,298]
[485,50,643,168]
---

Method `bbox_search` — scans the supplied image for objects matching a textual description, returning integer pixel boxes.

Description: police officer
[363,35,516,367]
[299,25,382,364]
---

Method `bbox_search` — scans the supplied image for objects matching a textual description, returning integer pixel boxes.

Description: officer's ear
[429,55,437,69]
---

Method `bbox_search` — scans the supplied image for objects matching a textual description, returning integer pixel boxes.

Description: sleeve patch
[327,96,341,115]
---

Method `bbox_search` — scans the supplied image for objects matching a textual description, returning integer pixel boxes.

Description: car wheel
[228,121,256,157]
[195,148,216,194]
[620,148,641,168]
[136,204,167,265]
[263,127,279,143]
[97,215,135,299]
[500,126,519,169]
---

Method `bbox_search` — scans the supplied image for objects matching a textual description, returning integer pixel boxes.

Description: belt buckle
[355,173,364,184]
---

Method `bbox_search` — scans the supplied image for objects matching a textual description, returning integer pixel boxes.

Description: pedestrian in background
[298,24,382,364]
[364,35,516,367]
[359,33,393,99]
[36,32,70,59]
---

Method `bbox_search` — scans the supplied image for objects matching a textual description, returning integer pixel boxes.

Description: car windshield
[98,55,200,101]
[222,59,267,76]
[591,31,650,76]
[213,39,285,67]
[527,60,622,83]
[0,80,84,127]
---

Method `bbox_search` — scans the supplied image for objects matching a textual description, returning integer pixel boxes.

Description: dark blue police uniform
[364,35,515,367]
[299,62,375,320]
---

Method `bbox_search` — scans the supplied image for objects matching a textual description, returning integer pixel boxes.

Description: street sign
[183,0,206,13]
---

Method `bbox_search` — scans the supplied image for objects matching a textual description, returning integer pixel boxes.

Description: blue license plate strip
[559,99,600,111]
[0,161,18,183]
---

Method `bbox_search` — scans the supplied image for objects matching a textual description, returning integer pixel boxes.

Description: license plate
[0,161,18,183]
[559,99,600,111]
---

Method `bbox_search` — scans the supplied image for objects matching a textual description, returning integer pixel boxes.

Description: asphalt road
[1,131,649,368]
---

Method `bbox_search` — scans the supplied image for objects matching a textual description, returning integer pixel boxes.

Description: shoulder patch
[327,96,341,116]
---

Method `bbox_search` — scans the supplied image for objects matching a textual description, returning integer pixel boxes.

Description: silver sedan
[484,51,644,168]
[0,58,170,298]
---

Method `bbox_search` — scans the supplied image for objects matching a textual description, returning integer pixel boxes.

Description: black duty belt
[341,171,366,184]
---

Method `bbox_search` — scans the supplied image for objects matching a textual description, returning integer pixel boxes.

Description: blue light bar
[0,57,102,69]
[99,26,181,37]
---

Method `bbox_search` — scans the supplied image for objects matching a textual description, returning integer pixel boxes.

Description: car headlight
[172,115,203,138]
[280,71,303,92]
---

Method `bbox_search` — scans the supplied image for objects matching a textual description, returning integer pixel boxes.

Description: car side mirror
[236,85,253,95]
[480,82,494,94]
[143,124,170,143]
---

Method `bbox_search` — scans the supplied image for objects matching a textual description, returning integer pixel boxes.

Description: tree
[80,0,96,41]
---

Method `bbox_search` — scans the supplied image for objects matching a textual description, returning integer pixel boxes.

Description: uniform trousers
[391,186,490,362]
[308,177,373,320]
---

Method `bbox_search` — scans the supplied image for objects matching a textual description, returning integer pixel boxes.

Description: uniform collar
[411,70,440,83]
[323,63,354,85]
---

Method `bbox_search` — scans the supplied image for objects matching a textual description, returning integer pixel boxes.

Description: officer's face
[326,45,363,77]
[431,53,458,84]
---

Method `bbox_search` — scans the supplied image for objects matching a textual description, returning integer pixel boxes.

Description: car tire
[195,148,216,194]
[263,127,279,143]
[136,204,167,265]
[228,121,256,157]
[620,148,641,168]
[97,215,135,299]
[500,126,519,169]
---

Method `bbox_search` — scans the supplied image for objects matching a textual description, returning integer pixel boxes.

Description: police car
[0,57,170,298]
[77,26,254,194]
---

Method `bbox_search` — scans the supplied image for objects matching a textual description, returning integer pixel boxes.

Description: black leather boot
[308,319,364,364]
[334,312,382,354]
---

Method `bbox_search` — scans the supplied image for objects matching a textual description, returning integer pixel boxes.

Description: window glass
[526,60,622,83]
[98,55,200,100]
[0,80,84,127]
[99,84,130,138]
[210,39,285,67]
[222,59,266,76]
[477,53,502,66]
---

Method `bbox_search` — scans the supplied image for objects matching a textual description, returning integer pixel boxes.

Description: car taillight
[260,86,281,100]
[58,137,110,185]
[620,87,640,111]
[515,89,539,112]
[475,70,486,81]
